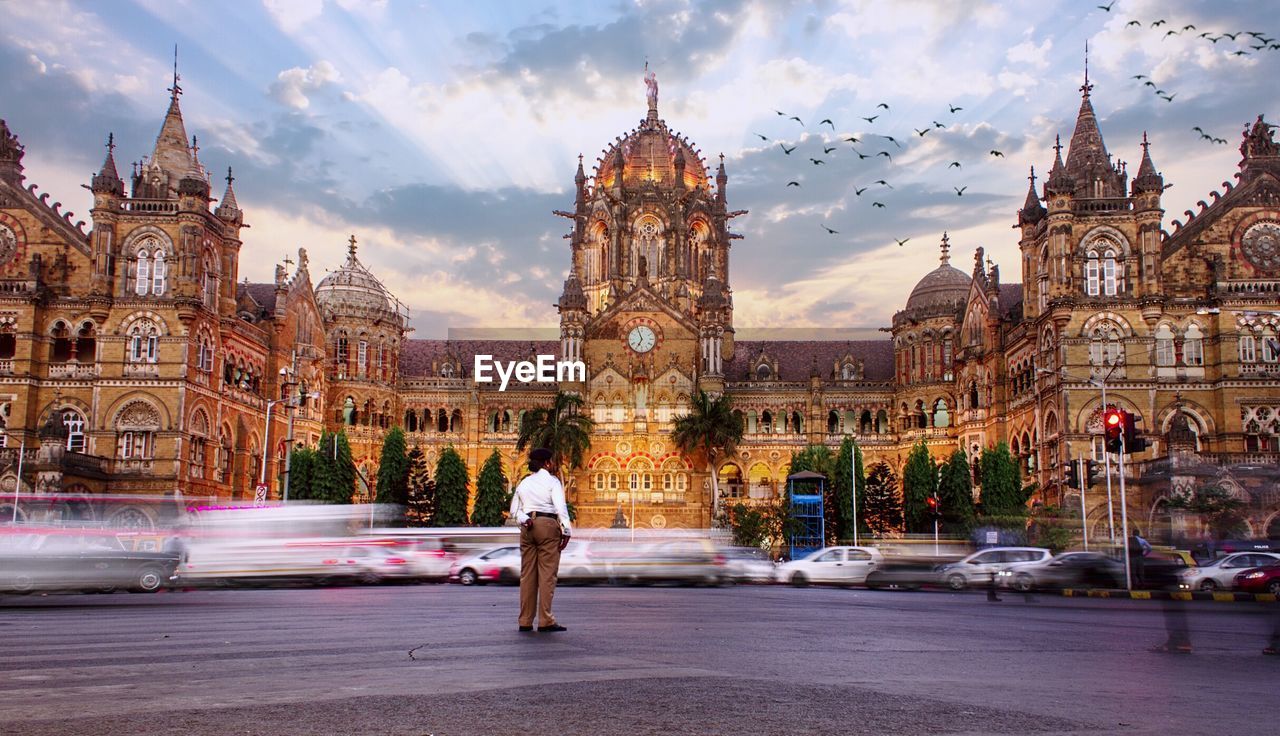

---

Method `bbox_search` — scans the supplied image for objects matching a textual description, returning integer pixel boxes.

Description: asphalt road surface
[1,584,1276,735]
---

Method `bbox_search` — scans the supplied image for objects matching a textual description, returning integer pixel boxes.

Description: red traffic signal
[1104,408,1125,453]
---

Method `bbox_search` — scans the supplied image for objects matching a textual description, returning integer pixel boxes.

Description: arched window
[1240,334,1257,363]
[115,401,161,462]
[718,464,743,499]
[218,430,232,483]
[128,320,160,364]
[450,409,463,433]
[1101,248,1117,296]
[933,399,951,428]
[152,250,167,295]
[203,254,219,309]
[1085,252,1100,296]
[1155,324,1175,367]
[196,334,214,373]
[1264,328,1280,363]
[1088,323,1124,367]
[51,321,72,362]
[1184,324,1204,367]
[189,409,209,479]
[0,323,14,360]
[135,248,150,296]
[61,409,86,453]
[791,411,803,434]
[827,410,839,434]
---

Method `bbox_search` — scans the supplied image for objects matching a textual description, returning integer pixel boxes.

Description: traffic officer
[509,447,571,632]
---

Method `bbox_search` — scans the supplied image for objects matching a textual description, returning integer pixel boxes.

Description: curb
[1061,588,1278,602]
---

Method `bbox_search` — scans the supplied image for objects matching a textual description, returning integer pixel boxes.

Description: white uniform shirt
[509,469,572,534]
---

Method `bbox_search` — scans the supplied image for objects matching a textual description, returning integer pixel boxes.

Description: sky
[1,0,1277,337]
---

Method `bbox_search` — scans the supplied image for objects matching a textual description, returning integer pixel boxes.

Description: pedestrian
[1146,550,1192,654]
[509,447,572,633]
[1128,527,1150,588]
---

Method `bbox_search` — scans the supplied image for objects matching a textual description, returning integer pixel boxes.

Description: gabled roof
[724,339,894,382]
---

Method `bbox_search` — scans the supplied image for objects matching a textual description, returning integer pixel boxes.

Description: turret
[715,153,727,204]
[1017,166,1046,226]
[674,146,686,191]
[1044,135,1073,200]
[90,133,125,197]
[0,119,24,185]
[215,167,243,226]
[574,154,586,207]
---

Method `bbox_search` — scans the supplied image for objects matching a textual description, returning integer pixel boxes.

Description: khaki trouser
[518,517,563,628]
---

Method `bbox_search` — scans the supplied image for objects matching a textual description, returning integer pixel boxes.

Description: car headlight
[997,570,1013,577]
[1243,571,1266,579]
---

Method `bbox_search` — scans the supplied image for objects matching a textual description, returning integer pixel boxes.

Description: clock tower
[553,69,745,528]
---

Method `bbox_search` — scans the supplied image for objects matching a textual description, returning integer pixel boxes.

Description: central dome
[315,236,403,321]
[905,263,971,311]
[593,113,710,191]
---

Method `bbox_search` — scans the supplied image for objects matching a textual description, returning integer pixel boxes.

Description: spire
[1045,134,1073,195]
[1018,166,1046,224]
[716,153,727,201]
[91,132,124,196]
[939,231,951,266]
[1132,131,1164,194]
[215,166,242,224]
[348,234,359,260]
[149,48,193,190]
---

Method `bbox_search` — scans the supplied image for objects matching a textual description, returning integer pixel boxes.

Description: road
[1,584,1276,735]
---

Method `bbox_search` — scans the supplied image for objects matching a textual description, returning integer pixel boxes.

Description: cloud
[262,0,324,33]
[1006,38,1053,71]
[269,60,340,109]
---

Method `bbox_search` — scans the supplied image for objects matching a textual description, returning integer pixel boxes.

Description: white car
[937,547,1052,590]
[450,546,521,585]
[1178,552,1280,591]
[776,546,883,587]
[721,546,777,583]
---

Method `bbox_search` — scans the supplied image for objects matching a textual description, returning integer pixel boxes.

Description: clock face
[1242,222,1280,273]
[627,325,656,353]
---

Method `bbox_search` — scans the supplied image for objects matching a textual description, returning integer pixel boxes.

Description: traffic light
[1104,407,1124,453]
[1122,411,1150,453]
[1086,460,1101,485]
[1063,462,1079,488]
[925,496,941,519]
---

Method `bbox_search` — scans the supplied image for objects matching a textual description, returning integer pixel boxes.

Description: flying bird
[955,186,968,196]
[1164,30,1179,38]
[823,145,838,154]
[1126,20,1141,27]
[754,133,769,141]
[876,102,890,110]
[1151,19,1166,27]
[1182,24,1196,31]
[786,181,801,187]
[821,224,839,234]
[774,109,788,116]
[780,143,797,154]
[862,115,879,123]
[852,149,870,160]
[881,135,902,147]
[1143,80,1157,88]
[948,161,962,168]
[1231,50,1250,56]
[853,186,868,196]
[874,179,893,188]
[789,115,804,125]
[1132,74,1148,79]
[933,121,946,129]
[1212,137,1228,144]
[1222,32,1241,40]
[989,149,1004,157]
[1158,92,1177,101]
[877,151,893,161]
[843,136,861,143]
[809,158,826,165]
[1096,1,1114,10]
[948,104,963,113]
[872,202,886,208]
[1192,126,1206,135]
[819,118,835,129]
[894,237,910,247]
[914,127,931,137]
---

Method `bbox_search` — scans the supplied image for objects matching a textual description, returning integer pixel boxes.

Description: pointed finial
[1141,131,1150,153]
[106,133,115,155]
[1053,134,1063,156]
[348,234,358,257]
[283,251,295,269]
[225,166,234,185]
[168,44,182,100]
[940,231,951,266]
[1081,40,1092,97]
[1028,165,1036,185]
[190,135,199,159]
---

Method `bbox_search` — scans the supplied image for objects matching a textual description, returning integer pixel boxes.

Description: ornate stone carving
[116,400,162,430]
[1241,221,1280,272]
[0,224,16,266]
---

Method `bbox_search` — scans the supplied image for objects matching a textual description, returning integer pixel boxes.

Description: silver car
[937,547,1053,590]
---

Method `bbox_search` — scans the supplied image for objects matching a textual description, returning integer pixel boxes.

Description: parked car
[720,546,777,584]
[775,546,883,587]
[1000,551,1124,592]
[936,547,1052,591]
[1233,562,1280,596]
[449,546,520,585]
[0,532,179,594]
[1179,552,1280,591]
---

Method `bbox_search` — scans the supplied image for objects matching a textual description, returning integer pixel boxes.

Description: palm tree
[672,391,744,526]
[516,391,594,490]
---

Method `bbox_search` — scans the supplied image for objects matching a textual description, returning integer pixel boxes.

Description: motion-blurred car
[0,532,178,594]
[936,547,1052,591]
[720,546,776,584]
[449,546,520,585]
[1179,552,1280,591]
[602,540,730,586]
[775,546,883,587]
[558,540,608,584]
[1233,562,1280,596]
[999,551,1124,591]
[864,554,947,590]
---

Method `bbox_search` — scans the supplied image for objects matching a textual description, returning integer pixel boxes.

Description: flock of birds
[759,1,1275,249]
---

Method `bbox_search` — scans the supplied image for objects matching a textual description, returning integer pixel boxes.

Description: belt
[530,511,559,519]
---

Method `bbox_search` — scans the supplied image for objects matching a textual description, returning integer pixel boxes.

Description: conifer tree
[287,446,318,501]
[434,446,470,526]
[375,427,410,506]
[404,446,435,526]
[471,449,509,526]
[978,441,1028,523]
[938,449,976,534]
[862,461,903,536]
[831,437,857,543]
[902,441,937,533]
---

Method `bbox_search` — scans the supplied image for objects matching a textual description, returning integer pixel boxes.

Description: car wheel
[1268,580,1280,597]
[11,575,35,594]
[1012,573,1034,593]
[131,566,166,593]
[864,573,882,590]
[946,573,967,591]
[1198,579,1217,592]
[790,572,809,588]
[359,571,381,585]
[458,569,478,586]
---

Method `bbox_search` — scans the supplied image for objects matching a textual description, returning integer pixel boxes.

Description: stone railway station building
[2,72,1279,541]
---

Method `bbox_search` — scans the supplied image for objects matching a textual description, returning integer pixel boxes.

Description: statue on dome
[644,62,658,109]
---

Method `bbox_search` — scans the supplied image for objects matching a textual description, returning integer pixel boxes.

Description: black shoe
[518,625,533,632]
[538,624,567,632]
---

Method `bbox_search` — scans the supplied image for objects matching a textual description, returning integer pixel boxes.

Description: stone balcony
[48,362,99,379]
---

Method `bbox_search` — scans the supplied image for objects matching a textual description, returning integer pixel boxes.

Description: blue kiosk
[786,470,826,560]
